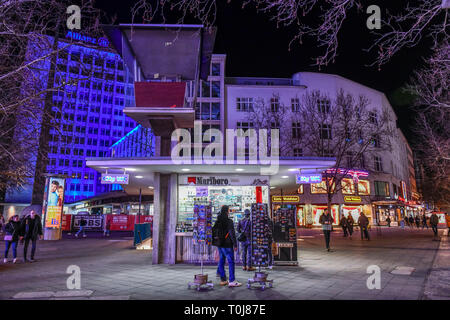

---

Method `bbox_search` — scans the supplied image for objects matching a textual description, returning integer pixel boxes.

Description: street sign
[296,173,322,184]
[101,173,129,184]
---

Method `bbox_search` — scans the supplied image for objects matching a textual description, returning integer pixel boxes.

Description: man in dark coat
[357,212,370,240]
[20,210,43,262]
[339,215,348,237]
[430,212,439,240]
[237,209,253,271]
[213,205,241,287]
[319,209,334,251]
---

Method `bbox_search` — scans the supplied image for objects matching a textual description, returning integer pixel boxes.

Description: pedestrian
[212,205,241,287]
[20,210,43,262]
[357,212,370,240]
[415,215,420,228]
[266,216,274,269]
[347,215,354,238]
[339,214,348,237]
[445,213,450,235]
[409,216,415,229]
[3,215,21,264]
[429,212,439,240]
[103,218,111,237]
[76,216,87,237]
[400,219,405,229]
[237,209,254,271]
[319,209,334,252]
[0,215,5,235]
[386,216,391,227]
[421,214,428,229]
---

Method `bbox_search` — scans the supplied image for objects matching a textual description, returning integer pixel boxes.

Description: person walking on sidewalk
[20,211,43,262]
[212,205,242,287]
[414,215,421,228]
[76,217,87,238]
[445,213,450,235]
[103,218,111,237]
[3,215,21,264]
[339,215,348,237]
[430,212,439,240]
[319,209,334,252]
[386,216,391,227]
[357,212,370,240]
[237,209,254,271]
[347,215,354,238]
[422,214,428,229]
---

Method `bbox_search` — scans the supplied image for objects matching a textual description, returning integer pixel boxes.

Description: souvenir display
[192,203,212,245]
[250,203,270,268]
[273,206,298,265]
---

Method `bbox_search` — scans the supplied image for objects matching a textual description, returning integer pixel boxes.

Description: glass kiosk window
[177,185,269,232]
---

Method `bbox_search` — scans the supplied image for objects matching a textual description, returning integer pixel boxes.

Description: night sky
[96,0,433,142]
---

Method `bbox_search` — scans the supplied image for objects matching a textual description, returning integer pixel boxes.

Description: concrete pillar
[152,172,178,264]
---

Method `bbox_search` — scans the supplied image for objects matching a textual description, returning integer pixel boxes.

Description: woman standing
[3,215,21,263]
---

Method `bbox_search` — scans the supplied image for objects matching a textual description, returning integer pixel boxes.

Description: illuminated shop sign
[401,181,408,202]
[187,176,229,185]
[271,195,300,203]
[101,174,129,184]
[296,174,322,184]
[344,196,362,203]
[325,168,369,177]
[65,31,109,47]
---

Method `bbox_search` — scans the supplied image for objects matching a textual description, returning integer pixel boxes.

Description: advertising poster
[44,177,66,229]
[312,206,339,225]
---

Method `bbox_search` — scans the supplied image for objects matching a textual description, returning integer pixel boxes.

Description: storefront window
[311,205,339,225]
[311,178,335,194]
[341,178,355,195]
[358,180,370,195]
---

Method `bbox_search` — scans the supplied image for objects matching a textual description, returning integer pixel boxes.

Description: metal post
[138,187,142,223]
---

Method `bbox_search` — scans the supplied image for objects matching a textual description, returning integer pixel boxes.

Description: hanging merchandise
[247,203,273,290]
[273,206,298,266]
[188,202,214,291]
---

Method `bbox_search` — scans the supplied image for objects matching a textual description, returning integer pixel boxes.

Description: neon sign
[65,31,109,47]
[296,174,322,184]
[101,174,129,184]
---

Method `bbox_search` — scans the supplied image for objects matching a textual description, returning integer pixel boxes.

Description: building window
[236,98,254,112]
[291,98,300,112]
[211,102,220,120]
[374,156,383,172]
[270,97,279,112]
[211,81,220,98]
[201,81,210,97]
[320,124,332,139]
[374,181,390,197]
[369,111,378,125]
[293,148,303,157]
[201,102,210,120]
[317,99,330,114]
[292,122,301,139]
[371,134,381,148]
[211,63,221,76]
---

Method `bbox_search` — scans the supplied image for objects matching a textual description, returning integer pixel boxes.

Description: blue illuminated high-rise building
[4,36,139,208]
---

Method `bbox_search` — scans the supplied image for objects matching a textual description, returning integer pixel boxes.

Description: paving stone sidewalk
[0,227,447,300]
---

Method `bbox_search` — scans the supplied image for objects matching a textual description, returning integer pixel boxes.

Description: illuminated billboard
[43,177,66,228]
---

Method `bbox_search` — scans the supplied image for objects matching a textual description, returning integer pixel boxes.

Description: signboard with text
[271,195,300,203]
[296,173,322,184]
[101,174,129,184]
[344,196,362,203]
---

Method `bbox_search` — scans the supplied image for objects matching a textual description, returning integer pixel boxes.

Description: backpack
[212,221,230,247]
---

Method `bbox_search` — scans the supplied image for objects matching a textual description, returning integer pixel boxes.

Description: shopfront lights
[125,168,137,172]
[270,186,276,189]
[281,176,289,179]
[288,168,298,172]
[181,168,190,172]
[235,168,244,171]
[148,186,154,189]
[135,176,144,179]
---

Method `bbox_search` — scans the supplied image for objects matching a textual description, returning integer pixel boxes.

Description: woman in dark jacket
[213,205,241,287]
[3,215,21,263]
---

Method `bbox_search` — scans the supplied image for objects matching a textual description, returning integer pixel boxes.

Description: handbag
[4,235,13,241]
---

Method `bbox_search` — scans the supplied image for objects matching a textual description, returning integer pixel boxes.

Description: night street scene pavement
[0,228,448,300]
[0,0,449,311]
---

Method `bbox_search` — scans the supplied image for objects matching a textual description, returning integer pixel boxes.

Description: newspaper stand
[247,203,273,290]
[188,202,214,291]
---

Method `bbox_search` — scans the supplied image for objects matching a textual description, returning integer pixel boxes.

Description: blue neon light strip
[110,125,142,148]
